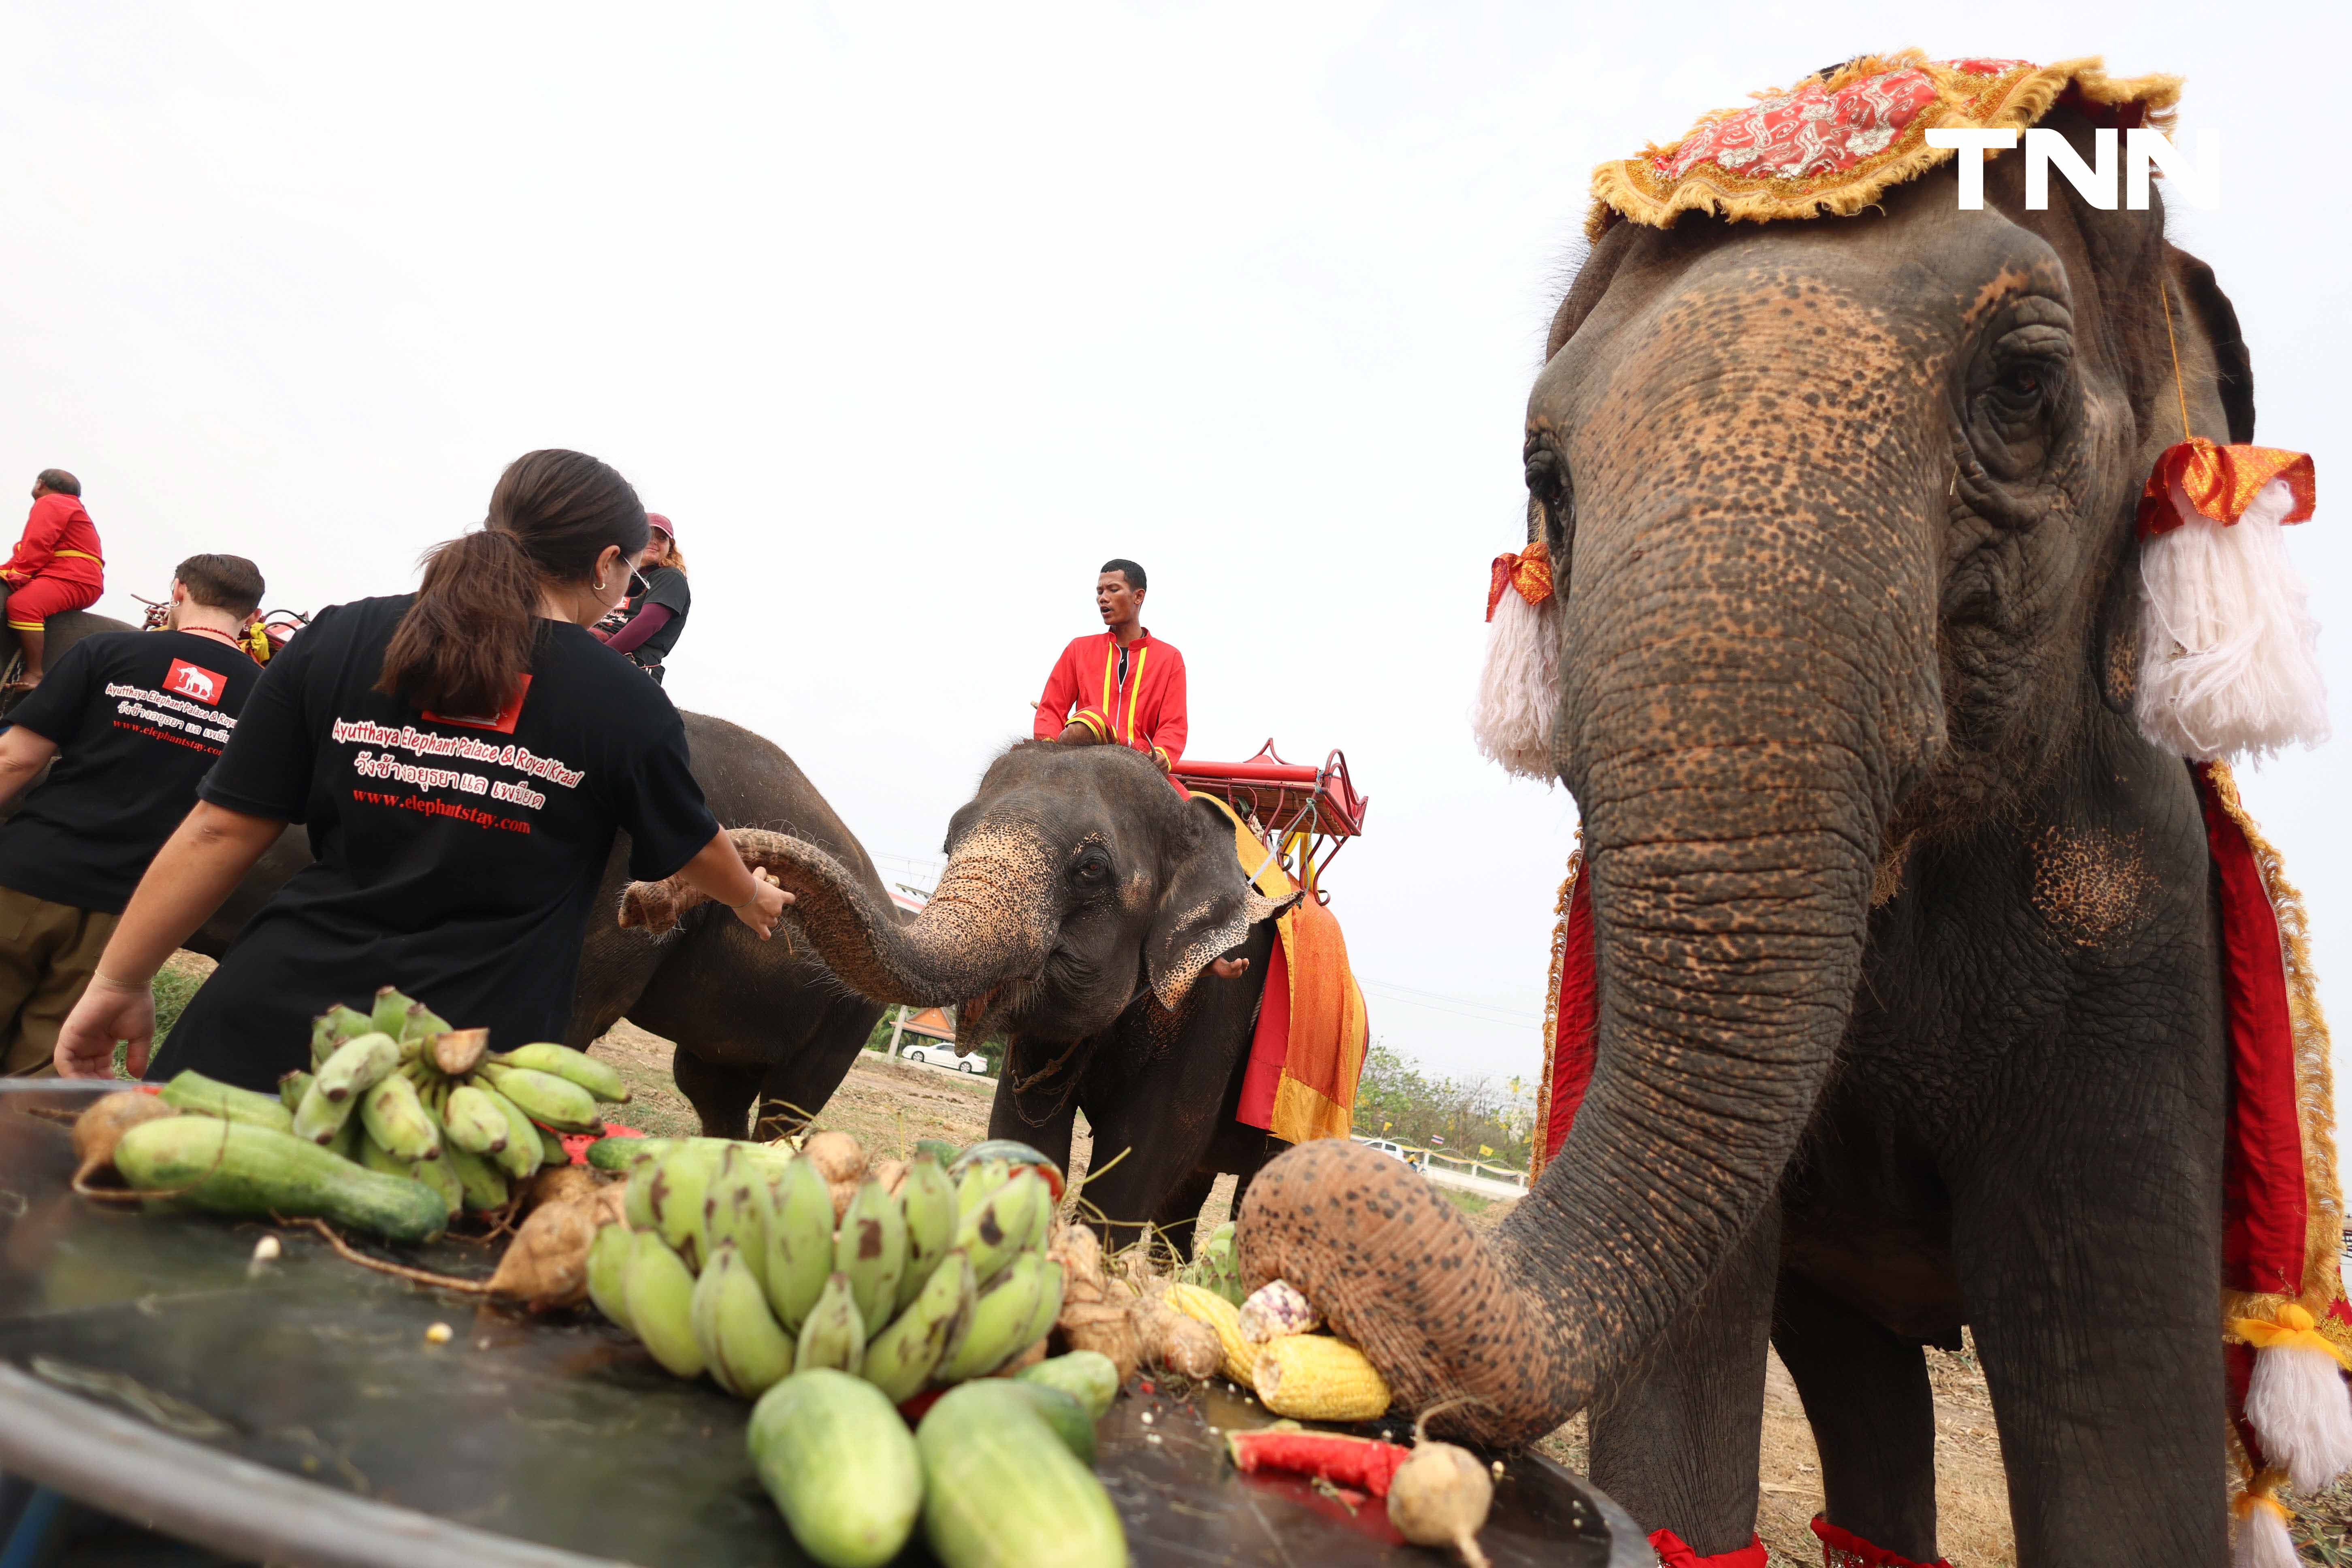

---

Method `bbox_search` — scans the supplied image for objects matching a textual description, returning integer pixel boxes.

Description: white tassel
[1471,587,1560,782]
[2247,1340,2352,1493]
[2137,478,2329,762]
[2231,1488,2299,1568]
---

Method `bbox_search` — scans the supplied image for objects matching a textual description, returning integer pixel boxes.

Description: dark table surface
[0,1081,1646,1567]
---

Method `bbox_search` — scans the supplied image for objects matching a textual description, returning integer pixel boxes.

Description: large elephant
[624,740,1298,1249]
[0,609,132,714]
[191,710,888,1139]
[1237,101,2265,1566]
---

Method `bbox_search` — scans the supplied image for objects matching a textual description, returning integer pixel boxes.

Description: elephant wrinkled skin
[1242,105,2252,1566]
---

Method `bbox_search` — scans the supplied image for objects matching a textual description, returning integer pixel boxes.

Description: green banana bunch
[703,1150,770,1296]
[312,1003,373,1067]
[370,985,415,1040]
[955,1157,1013,1216]
[359,1073,439,1162]
[893,1155,957,1314]
[937,1250,1048,1382]
[693,1243,795,1398]
[764,1155,835,1332]
[951,1167,1050,1287]
[474,1083,546,1180]
[442,1142,510,1212]
[440,1085,510,1157]
[860,1251,976,1402]
[587,1222,635,1331]
[314,1032,400,1105]
[493,1043,631,1104]
[407,1146,463,1219]
[401,1001,453,1043]
[795,1271,867,1375]
[477,1063,601,1133]
[278,1071,313,1112]
[834,1179,908,1337]
[628,1142,720,1271]
[626,1230,705,1379]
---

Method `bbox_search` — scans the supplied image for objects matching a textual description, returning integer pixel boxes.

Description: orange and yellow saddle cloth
[1194,795,1368,1145]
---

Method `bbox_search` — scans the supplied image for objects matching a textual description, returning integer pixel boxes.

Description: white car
[1355,1137,1412,1163]
[901,1044,989,1074]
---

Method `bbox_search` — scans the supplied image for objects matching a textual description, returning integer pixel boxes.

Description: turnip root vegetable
[72,1092,176,1191]
[1387,1406,1494,1568]
[488,1197,599,1310]
[1238,1279,1320,1342]
[801,1129,865,1186]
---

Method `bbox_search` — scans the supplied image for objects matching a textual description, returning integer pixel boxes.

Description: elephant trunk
[620,826,1054,1009]
[1242,267,1945,1443]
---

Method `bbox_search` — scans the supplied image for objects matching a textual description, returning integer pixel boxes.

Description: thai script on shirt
[104,681,238,746]
[328,718,585,789]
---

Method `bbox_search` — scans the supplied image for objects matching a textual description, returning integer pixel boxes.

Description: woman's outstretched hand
[56,973,156,1079]
[731,867,791,939]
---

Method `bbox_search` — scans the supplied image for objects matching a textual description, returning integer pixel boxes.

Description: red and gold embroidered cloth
[2139,436,2318,537]
[1531,765,2352,1478]
[1589,52,2180,238]
[1486,539,1553,620]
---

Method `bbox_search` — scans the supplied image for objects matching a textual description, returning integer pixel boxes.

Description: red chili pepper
[1226,1429,1412,1498]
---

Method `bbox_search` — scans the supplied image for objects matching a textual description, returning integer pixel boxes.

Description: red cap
[647,512,675,541]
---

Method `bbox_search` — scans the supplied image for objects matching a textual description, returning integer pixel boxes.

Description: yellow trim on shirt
[53,550,102,562]
[1125,644,1148,743]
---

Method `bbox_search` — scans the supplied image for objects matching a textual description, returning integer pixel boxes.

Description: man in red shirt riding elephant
[1032,558,1187,772]
[2,470,107,690]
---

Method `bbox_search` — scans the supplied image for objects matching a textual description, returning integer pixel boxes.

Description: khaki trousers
[0,884,119,1076]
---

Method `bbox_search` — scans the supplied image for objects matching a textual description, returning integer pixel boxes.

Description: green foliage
[151,966,206,1046]
[1350,1040,1532,1170]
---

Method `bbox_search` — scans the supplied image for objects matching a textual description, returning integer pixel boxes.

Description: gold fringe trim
[2205,763,2352,1363]
[1587,53,2185,239]
[1528,832,1583,1185]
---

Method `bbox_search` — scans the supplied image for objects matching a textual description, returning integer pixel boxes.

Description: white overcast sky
[6,2,2350,1119]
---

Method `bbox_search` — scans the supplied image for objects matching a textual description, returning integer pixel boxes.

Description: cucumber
[159,1070,296,1133]
[748,1369,922,1568]
[113,1117,447,1242]
[1008,1381,1097,1464]
[1017,1350,1120,1420]
[588,1136,795,1178]
[917,1381,1127,1568]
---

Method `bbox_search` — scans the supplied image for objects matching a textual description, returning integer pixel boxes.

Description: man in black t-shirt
[0,554,265,1074]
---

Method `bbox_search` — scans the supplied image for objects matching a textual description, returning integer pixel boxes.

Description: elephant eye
[1072,851,1111,886]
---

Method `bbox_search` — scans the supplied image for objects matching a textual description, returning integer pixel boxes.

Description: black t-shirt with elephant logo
[150,594,720,1091]
[0,629,262,915]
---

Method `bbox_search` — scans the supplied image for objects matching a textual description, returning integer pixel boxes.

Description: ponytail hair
[377,449,648,716]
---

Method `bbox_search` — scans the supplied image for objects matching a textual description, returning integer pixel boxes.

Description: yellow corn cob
[1251,1333,1392,1421]
[1165,1281,1258,1385]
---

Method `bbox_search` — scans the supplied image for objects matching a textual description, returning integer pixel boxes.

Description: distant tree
[1349,1039,1532,1170]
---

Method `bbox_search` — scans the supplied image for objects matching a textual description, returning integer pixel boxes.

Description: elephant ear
[1145,800,1303,1010]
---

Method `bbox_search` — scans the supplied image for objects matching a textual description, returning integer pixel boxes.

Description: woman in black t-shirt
[596,513,688,683]
[54,451,788,1089]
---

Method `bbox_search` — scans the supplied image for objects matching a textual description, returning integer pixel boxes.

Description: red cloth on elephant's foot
[1649,1527,1766,1567]
[1809,1516,1950,1568]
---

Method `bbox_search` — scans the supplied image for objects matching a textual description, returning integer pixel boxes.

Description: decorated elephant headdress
[1474,53,2341,1566]
[1476,51,2325,777]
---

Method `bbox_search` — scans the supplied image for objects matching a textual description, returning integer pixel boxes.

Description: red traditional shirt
[3,494,105,586]
[1032,630,1188,768]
